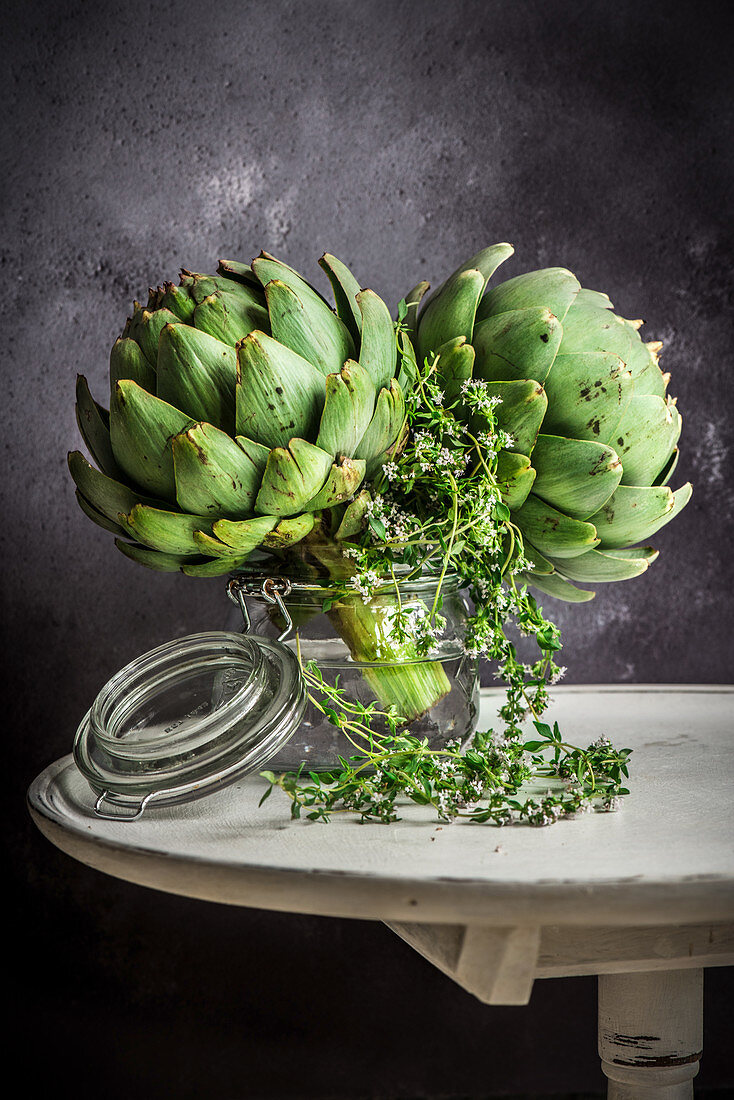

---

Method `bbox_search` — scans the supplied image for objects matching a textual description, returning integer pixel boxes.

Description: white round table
[29,686,734,1099]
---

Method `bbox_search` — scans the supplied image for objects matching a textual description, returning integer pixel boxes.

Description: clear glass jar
[224,570,479,771]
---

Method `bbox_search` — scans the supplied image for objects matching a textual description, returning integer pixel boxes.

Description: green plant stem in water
[303,536,452,723]
[326,592,451,721]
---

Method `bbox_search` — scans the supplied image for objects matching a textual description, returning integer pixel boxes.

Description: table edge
[28,686,734,926]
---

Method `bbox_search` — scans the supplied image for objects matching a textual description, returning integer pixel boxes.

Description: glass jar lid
[73,629,305,819]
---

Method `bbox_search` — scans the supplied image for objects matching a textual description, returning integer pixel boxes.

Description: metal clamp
[227,576,252,633]
[94,789,156,821]
[226,576,294,642]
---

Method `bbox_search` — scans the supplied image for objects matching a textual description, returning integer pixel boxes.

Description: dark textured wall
[6,1,733,1097]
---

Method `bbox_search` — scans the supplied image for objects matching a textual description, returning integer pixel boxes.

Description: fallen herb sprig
[260,659,632,826]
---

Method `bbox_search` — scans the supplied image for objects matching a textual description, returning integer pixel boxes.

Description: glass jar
[224,570,479,771]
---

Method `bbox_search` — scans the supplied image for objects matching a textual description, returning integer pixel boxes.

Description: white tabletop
[28,686,734,927]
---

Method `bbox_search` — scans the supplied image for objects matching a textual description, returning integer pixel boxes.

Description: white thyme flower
[354,568,381,598]
[591,734,612,749]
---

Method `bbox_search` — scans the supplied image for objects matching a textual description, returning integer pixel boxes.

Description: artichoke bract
[408,244,691,601]
[70,252,407,577]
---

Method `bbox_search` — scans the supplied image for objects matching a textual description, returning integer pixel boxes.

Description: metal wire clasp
[227,576,252,633]
[94,789,155,821]
[226,576,294,642]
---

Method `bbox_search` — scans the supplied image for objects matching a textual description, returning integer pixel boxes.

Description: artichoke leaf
[357,289,397,392]
[236,331,326,449]
[265,278,353,377]
[588,482,692,549]
[115,538,191,573]
[119,504,213,556]
[318,253,363,343]
[334,489,371,540]
[235,435,271,477]
[541,352,633,445]
[217,259,262,291]
[370,417,409,479]
[255,438,334,517]
[109,379,193,498]
[354,379,406,476]
[575,287,614,310]
[520,570,596,603]
[521,540,554,575]
[419,243,514,317]
[549,546,659,582]
[180,272,220,303]
[434,337,475,408]
[476,267,580,325]
[193,291,268,347]
[496,451,536,510]
[171,422,266,518]
[513,494,599,559]
[396,329,419,392]
[653,447,679,487]
[75,490,127,537]
[109,337,156,393]
[69,450,160,524]
[418,268,485,365]
[158,282,197,323]
[401,280,430,336]
[215,275,268,312]
[561,303,666,398]
[304,457,366,511]
[531,434,623,520]
[192,529,256,559]
[125,306,181,367]
[614,395,682,487]
[252,251,332,308]
[253,252,355,361]
[472,307,562,385]
[156,323,237,434]
[191,297,231,338]
[316,360,376,457]
[473,379,548,456]
[263,513,316,549]
[183,555,250,577]
[75,375,122,480]
[212,515,279,553]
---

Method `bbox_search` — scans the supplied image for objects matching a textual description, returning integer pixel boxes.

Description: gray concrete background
[4,0,732,1096]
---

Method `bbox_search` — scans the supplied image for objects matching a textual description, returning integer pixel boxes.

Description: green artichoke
[70,252,407,577]
[70,251,454,721]
[408,244,691,601]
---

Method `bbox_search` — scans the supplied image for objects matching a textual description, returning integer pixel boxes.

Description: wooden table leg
[598,969,703,1098]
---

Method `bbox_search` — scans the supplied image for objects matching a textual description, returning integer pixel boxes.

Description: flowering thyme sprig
[262,312,632,824]
[259,661,632,825]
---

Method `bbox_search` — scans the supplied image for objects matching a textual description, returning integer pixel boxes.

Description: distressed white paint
[382,920,733,1002]
[386,922,541,1004]
[599,969,703,1099]
[538,921,734,977]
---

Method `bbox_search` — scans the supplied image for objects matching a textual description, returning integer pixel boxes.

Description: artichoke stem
[297,535,451,722]
[326,594,451,724]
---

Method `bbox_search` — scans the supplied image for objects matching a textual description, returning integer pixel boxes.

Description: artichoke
[70,252,407,577]
[408,244,691,601]
[70,251,451,721]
